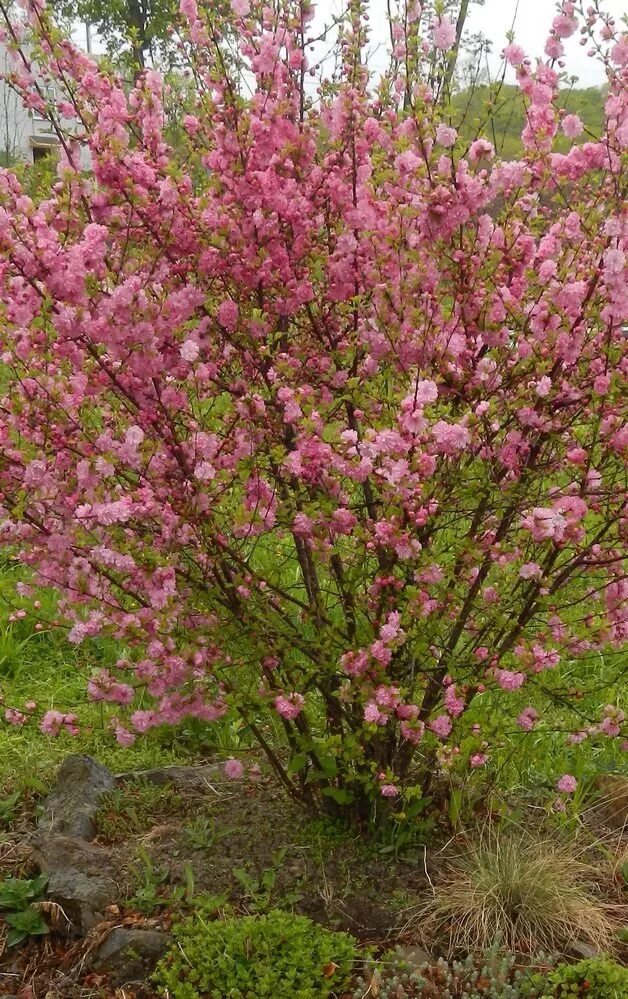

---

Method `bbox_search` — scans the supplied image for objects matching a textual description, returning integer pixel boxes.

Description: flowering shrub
[0,1,626,819]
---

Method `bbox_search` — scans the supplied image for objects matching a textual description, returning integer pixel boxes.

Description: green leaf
[448,787,463,827]
[317,755,338,778]
[320,787,353,805]
[5,905,49,946]
[0,791,21,826]
[287,753,308,774]
[0,875,48,910]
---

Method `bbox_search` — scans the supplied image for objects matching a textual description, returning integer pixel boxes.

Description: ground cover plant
[537,956,628,997]
[0,0,625,829]
[153,906,357,998]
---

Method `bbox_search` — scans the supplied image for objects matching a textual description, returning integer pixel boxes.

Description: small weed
[95,781,184,842]
[375,793,435,861]
[184,815,234,851]
[389,887,418,912]
[128,847,195,916]
[233,846,301,912]
[0,874,49,947]
[0,791,21,829]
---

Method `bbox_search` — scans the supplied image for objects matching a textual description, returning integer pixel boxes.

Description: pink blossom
[87,670,134,705]
[274,692,305,720]
[432,420,471,454]
[517,707,538,731]
[432,16,456,51]
[552,14,578,39]
[364,701,388,725]
[183,114,200,135]
[400,719,425,745]
[610,37,628,67]
[224,758,244,779]
[468,139,495,163]
[522,507,567,542]
[562,114,584,139]
[218,299,238,330]
[444,684,465,716]
[599,704,624,737]
[430,714,452,739]
[180,0,198,19]
[603,248,625,275]
[396,150,421,174]
[567,730,588,745]
[380,611,403,645]
[370,640,393,666]
[470,753,487,768]
[497,670,526,691]
[519,562,542,580]
[503,43,526,67]
[130,710,158,733]
[5,708,26,726]
[113,723,136,747]
[180,339,199,362]
[332,508,357,533]
[545,37,564,59]
[557,774,577,794]
[40,710,79,736]
[375,684,401,708]
[435,124,457,147]
[415,379,439,405]
[231,0,250,16]
[340,650,369,676]
[380,783,399,797]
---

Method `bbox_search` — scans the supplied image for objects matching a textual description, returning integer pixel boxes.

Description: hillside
[450,83,606,157]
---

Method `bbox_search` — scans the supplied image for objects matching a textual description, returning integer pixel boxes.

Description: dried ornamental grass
[412,826,624,956]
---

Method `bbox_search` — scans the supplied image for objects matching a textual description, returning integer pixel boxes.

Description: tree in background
[48,0,184,68]
[0,0,625,825]
[0,45,25,164]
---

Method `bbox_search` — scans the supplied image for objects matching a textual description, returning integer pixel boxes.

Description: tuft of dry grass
[411,823,625,957]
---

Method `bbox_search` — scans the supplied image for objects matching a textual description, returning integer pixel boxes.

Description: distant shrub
[153,907,357,999]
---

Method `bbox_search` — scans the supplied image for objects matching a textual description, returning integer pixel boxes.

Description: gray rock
[116,763,221,791]
[395,945,431,969]
[569,940,600,960]
[39,755,115,840]
[32,833,119,932]
[90,927,171,986]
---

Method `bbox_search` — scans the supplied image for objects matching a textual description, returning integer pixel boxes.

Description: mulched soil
[0,764,438,997]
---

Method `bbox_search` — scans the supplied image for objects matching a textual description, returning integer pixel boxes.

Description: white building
[1,40,82,166]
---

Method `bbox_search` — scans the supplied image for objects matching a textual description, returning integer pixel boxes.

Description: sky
[70,1,626,88]
[315,0,626,87]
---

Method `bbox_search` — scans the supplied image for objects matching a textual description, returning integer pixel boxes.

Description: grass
[0,630,205,795]
[94,780,186,842]
[413,823,625,956]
